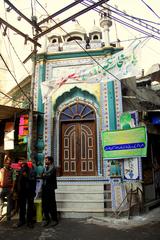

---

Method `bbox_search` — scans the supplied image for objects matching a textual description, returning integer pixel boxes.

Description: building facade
[31,15,145,218]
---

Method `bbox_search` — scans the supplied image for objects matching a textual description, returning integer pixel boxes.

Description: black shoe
[27,222,34,228]
[51,220,58,227]
[7,217,11,222]
[42,220,50,227]
[16,221,25,227]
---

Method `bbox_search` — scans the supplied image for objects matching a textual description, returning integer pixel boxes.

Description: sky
[0,0,160,92]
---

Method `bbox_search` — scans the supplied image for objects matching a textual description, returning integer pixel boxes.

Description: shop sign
[18,114,29,144]
[102,127,147,159]
[4,122,14,150]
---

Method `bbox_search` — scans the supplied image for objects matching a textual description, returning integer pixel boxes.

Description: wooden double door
[61,121,97,176]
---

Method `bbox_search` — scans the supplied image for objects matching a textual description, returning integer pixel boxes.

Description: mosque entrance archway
[60,102,97,176]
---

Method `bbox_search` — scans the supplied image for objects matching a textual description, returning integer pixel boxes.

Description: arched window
[60,102,96,121]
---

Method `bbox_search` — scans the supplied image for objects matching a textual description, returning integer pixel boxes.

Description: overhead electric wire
[110,15,157,40]
[3,0,17,78]
[140,0,160,20]
[84,0,160,38]
[111,35,151,44]
[108,3,160,34]
[1,26,31,75]
[116,17,139,41]
[1,1,34,107]
[85,0,160,57]
[36,0,160,42]
[2,0,156,111]
[35,0,109,39]
[107,2,160,26]
[86,0,160,29]
[35,0,159,108]
[83,0,160,43]
[34,0,160,110]
[82,1,160,43]
[35,0,128,82]
[0,29,15,74]
[0,90,27,105]
[0,53,32,105]
[83,1,154,38]
[100,0,160,26]
[3,0,42,33]
[81,2,160,108]
[2,0,154,110]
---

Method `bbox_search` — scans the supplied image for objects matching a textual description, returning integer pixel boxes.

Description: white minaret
[99,7,112,47]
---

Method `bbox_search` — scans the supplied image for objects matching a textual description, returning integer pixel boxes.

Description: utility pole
[1,1,41,163]
[2,0,109,164]
[27,42,37,163]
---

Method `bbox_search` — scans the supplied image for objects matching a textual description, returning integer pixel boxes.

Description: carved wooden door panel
[61,121,97,176]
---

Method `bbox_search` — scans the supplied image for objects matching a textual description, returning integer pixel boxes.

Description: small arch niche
[93,35,99,40]
[52,39,58,43]
[67,36,82,42]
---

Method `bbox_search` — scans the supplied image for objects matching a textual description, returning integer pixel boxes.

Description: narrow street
[0,208,160,240]
[0,218,160,240]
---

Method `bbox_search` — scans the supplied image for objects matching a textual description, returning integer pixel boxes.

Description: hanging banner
[102,127,147,159]
[77,40,141,82]
[41,40,141,102]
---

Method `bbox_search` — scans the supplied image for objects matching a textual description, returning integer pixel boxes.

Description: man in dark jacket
[16,159,36,228]
[42,156,58,227]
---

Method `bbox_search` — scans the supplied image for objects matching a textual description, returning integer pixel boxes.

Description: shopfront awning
[0,105,44,122]
[0,105,29,121]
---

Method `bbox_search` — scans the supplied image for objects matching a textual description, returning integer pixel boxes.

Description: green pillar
[36,60,45,166]
[107,81,117,130]
[107,81,118,176]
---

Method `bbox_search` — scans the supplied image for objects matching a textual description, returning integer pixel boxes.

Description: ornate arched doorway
[60,101,97,176]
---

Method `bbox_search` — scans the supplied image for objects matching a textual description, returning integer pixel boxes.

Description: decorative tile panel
[33,63,40,111]
[100,82,109,131]
[111,183,128,210]
[44,98,52,156]
[114,80,123,129]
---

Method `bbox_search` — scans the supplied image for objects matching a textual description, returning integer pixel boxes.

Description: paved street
[0,208,160,240]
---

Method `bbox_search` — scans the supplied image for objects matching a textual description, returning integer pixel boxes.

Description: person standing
[42,156,58,227]
[0,156,16,221]
[16,159,36,228]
